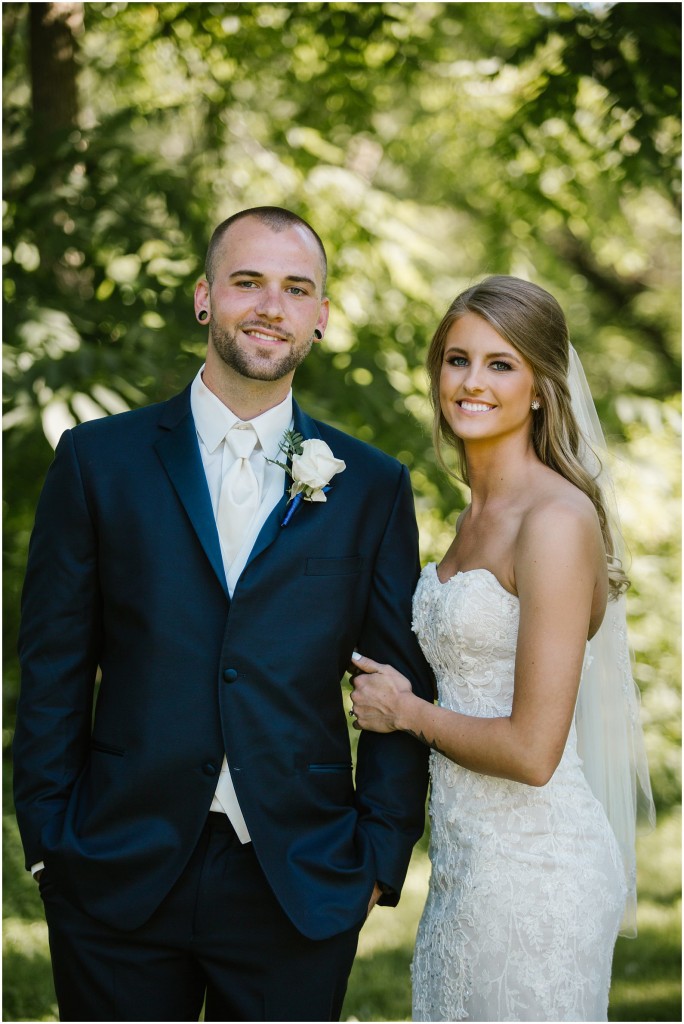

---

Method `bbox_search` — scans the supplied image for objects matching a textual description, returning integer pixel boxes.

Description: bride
[350,276,654,1022]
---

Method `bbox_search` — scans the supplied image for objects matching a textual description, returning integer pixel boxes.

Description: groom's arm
[14,428,101,869]
[354,463,434,904]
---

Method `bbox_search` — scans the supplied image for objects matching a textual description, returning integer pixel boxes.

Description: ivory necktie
[217,424,260,565]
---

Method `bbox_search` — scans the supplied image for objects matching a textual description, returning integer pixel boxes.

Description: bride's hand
[349,652,413,733]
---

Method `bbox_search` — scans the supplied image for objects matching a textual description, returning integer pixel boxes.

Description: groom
[13,206,433,1021]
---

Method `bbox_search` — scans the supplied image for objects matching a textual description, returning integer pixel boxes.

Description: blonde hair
[426,275,628,597]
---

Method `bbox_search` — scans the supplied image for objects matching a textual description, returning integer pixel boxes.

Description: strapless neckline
[426,561,518,602]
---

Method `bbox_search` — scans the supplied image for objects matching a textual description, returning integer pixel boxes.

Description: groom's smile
[241,324,292,345]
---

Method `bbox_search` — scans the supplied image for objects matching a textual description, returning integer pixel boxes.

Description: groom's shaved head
[205,206,328,294]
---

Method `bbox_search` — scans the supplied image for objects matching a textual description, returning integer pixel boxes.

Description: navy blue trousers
[40,814,362,1021]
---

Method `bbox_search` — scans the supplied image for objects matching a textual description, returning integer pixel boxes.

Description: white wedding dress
[410,564,627,1022]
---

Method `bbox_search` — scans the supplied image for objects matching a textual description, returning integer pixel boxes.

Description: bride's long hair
[426,275,629,597]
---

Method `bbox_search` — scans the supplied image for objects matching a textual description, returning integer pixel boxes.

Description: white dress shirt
[191,367,293,842]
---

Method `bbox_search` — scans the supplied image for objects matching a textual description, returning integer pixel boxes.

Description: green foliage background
[3,2,681,1020]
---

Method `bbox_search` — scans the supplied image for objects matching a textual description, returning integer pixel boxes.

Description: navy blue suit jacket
[14,386,433,940]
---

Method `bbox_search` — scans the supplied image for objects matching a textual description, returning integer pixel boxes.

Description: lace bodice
[414,564,522,716]
[410,564,626,1022]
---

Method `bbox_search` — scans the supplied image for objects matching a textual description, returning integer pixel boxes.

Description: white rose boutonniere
[291,438,346,502]
[267,430,346,526]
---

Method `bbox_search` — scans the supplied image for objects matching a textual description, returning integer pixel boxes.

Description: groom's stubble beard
[210,321,315,382]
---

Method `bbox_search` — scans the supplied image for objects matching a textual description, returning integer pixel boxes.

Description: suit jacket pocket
[305,556,363,576]
[303,762,355,804]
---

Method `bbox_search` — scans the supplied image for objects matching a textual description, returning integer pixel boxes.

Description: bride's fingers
[349,651,382,675]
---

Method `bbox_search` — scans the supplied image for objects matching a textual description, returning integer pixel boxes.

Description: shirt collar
[190,367,293,457]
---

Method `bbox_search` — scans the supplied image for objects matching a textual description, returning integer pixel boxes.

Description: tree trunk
[29,2,82,139]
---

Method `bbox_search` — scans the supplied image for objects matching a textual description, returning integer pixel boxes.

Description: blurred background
[3,2,680,1020]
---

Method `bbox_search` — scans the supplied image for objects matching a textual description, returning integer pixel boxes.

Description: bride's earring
[531,399,541,410]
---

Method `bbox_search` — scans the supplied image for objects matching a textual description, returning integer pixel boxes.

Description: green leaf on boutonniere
[266,429,305,473]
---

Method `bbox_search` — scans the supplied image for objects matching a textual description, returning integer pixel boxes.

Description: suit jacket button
[202,762,217,776]
[222,668,238,683]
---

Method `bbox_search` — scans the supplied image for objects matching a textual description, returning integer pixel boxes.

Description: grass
[608,809,682,1022]
[3,764,681,1022]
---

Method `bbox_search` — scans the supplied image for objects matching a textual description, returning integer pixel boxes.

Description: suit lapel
[154,388,229,599]
[243,400,322,571]
[154,392,324,594]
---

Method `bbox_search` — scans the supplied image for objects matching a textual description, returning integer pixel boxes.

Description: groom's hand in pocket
[367,882,383,916]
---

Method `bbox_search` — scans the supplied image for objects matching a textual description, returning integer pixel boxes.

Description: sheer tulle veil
[568,345,656,937]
